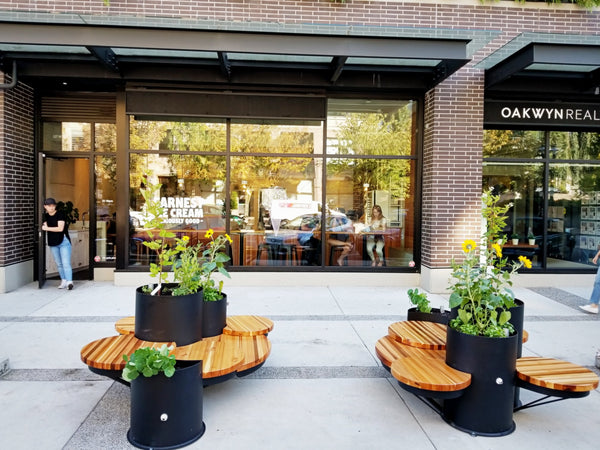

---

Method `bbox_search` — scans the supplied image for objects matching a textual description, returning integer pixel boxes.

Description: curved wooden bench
[375,335,445,368]
[172,334,244,378]
[223,315,274,336]
[81,334,175,371]
[516,356,599,398]
[388,321,447,350]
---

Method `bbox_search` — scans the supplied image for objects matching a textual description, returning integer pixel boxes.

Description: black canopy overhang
[0,22,470,91]
[485,42,600,96]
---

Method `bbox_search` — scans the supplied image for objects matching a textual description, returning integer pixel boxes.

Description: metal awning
[0,21,470,92]
[485,42,600,98]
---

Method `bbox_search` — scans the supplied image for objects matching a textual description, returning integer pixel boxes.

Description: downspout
[0,61,17,90]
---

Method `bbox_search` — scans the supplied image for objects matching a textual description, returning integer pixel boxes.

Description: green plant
[408,288,432,313]
[56,201,79,225]
[527,231,535,240]
[447,190,532,337]
[510,232,519,240]
[199,229,232,301]
[122,345,176,382]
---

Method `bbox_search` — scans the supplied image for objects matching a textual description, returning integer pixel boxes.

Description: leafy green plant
[56,201,79,226]
[527,231,535,240]
[122,345,176,382]
[447,190,532,337]
[510,232,519,240]
[408,288,432,313]
[198,229,231,301]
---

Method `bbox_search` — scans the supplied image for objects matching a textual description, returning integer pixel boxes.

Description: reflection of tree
[483,130,543,158]
[96,156,117,191]
[95,123,117,152]
[329,107,413,204]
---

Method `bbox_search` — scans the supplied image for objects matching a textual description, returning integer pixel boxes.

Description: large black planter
[135,284,203,346]
[202,293,228,338]
[407,307,450,325]
[443,327,519,436]
[128,360,205,450]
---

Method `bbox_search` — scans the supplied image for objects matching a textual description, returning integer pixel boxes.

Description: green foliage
[56,201,79,225]
[447,189,532,337]
[408,288,432,313]
[122,345,176,382]
[198,230,231,301]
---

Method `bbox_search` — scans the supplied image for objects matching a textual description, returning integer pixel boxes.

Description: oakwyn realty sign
[485,101,600,129]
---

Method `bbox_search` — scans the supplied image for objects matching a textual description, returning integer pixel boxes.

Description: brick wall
[0,73,35,267]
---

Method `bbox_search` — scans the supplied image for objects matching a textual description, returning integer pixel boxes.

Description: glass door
[41,156,91,284]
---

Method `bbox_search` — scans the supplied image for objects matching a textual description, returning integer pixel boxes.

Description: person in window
[328,216,354,266]
[364,204,388,267]
[42,198,73,290]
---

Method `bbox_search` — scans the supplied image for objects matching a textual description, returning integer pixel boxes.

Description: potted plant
[510,232,519,245]
[196,229,232,337]
[527,231,536,245]
[441,189,531,436]
[407,288,450,324]
[134,173,205,345]
[122,345,205,449]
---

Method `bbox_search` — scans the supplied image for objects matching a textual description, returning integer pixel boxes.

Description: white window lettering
[565,109,574,120]
[532,108,544,119]
[501,107,512,118]
[575,109,583,120]
[522,108,531,118]
[511,108,521,119]
[584,110,593,121]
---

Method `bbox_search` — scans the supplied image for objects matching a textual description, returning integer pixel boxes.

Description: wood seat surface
[516,356,599,392]
[388,321,447,350]
[172,334,244,378]
[223,315,274,336]
[391,355,471,392]
[80,334,175,371]
[225,334,272,372]
[115,315,273,337]
[375,335,445,368]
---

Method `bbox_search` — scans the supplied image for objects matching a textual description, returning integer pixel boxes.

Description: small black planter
[443,327,519,436]
[135,284,203,346]
[407,307,450,325]
[128,360,205,450]
[202,293,228,338]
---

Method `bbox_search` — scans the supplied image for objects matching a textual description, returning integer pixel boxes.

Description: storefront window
[129,118,226,151]
[127,98,418,270]
[95,123,117,153]
[95,156,117,262]
[483,162,544,268]
[483,130,544,159]
[129,154,227,266]
[484,129,600,270]
[42,122,92,152]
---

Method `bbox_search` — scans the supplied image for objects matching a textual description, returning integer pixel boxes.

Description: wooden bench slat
[172,335,244,378]
[115,316,135,335]
[80,334,175,371]
[516,357,599,392]
[391,355,471,392]
[227,334,272,372]
[223,315,274,336]
[388,321,447,350]
[375,335,445,368]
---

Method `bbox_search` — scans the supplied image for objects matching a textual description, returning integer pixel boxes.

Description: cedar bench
[81,315,273,385]
[377,321,598,406]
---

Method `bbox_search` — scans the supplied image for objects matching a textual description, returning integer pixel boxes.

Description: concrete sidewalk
[0,280,598,449]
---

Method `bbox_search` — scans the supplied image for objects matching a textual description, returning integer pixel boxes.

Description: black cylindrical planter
[135,284,203,346]
[128,360,205,450]
[509,299,525,408]
[202,293,228,338]
[443,327,518,436]
[407,307,450,324]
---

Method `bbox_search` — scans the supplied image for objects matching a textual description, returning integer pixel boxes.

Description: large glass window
[127,98,418,271]
[484,129,600,270]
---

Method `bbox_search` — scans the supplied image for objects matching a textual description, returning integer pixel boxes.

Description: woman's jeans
[589,264,600,306]
[366,237,385,261]
[50,236,72,282]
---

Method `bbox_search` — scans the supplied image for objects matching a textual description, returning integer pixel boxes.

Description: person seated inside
[328,216,354,266]
[298,216,321,265]
[363,204,388,267]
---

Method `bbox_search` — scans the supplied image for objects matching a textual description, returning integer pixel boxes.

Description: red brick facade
[0,0,598,275]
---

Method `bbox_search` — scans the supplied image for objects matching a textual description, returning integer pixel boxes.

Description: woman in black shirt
[42,198,73,289]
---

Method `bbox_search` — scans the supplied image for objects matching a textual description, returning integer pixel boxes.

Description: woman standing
[42,198,73,290]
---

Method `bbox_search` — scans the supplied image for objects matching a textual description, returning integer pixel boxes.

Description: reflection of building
[0,2,599,292]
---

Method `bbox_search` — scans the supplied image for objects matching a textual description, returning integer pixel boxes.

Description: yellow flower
[182,235,190,242]
[518,255,532,269]
[462,239,477,253]
[225,233,233,244]
[205,229,214,238]
[491,243,502,258]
